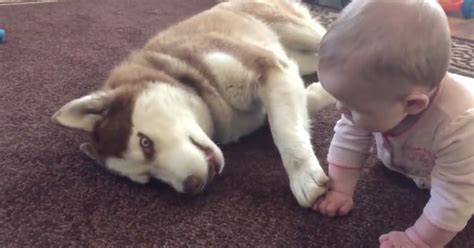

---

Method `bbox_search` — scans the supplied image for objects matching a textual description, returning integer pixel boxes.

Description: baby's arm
[381,110,474,247]
[314,164,361,216]
[380,215,456,248]
[313,116,373,216]
[407,215,456,247]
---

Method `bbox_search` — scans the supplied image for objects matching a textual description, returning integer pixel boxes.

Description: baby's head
[318,0,451,132]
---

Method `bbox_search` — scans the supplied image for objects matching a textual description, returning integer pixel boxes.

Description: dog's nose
[183,175,204,194]
[208,159,221,181]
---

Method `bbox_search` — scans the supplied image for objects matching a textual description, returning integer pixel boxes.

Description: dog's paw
[289,163,328,207]
[306,82,336,115]
[129,174,150,184]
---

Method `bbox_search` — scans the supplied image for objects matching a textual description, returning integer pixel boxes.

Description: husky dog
[52,0,335,207]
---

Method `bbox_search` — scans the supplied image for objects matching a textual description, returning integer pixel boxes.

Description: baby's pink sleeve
[424,109,474,232]
[327,115,373,168]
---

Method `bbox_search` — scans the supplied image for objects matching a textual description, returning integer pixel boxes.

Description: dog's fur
[52,0,335,207]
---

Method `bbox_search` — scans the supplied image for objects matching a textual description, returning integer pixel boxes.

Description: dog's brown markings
[89,50,195,160]
[104,63,178,90]
[92,89,135,159]
[149,35,283,87]
[141,51,216,98]
[83,0,297,161]
[221,1,306,24]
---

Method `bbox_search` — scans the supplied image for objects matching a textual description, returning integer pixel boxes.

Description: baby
[313,0,474,247]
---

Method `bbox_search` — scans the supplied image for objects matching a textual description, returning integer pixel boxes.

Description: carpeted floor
[0,0,473,247]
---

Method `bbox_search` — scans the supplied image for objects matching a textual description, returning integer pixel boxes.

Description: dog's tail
[306,82,336,115]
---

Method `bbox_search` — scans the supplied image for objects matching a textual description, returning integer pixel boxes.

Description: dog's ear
[51,91,114,132]
[80,142,102,163]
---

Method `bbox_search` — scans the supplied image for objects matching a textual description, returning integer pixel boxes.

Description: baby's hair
[318,0,451,91]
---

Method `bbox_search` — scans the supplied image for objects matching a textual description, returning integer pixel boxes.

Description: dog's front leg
[257,63,328,207]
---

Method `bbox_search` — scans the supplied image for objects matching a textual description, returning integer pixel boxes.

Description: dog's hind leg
[218,0,326,52]
[269,14,326,75]
[257,60,328,207]
[306,82,336,115]
[286,49,319,75]
[270,20,326,53]
[229,1,326,75]
[265,0,327,52]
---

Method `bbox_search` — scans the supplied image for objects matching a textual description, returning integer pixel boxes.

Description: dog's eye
[140,136,151,148]
[138,133,155,161]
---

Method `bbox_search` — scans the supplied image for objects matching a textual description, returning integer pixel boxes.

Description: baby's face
[319,65,407,133]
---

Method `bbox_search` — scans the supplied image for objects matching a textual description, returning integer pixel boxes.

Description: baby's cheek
[350,114,364,126]
[342,113,354,122]
[356,118,381,132]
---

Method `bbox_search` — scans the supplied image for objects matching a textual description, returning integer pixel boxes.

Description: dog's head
[52,66,224,194]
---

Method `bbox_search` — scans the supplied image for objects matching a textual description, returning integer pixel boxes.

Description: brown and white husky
[52,0,335,207]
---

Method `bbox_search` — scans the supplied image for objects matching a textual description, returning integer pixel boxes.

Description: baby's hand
[312,190,353,217]
[379,231,429,248]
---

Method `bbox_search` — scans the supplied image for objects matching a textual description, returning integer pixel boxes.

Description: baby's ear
[405,93,430,115]
[51,91,115,132]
